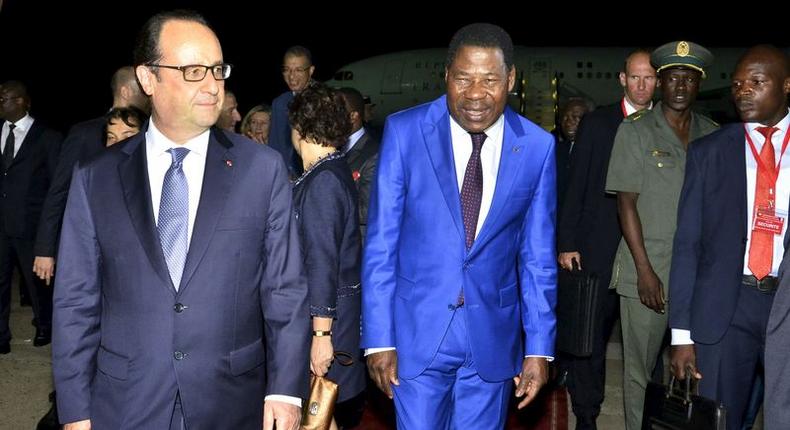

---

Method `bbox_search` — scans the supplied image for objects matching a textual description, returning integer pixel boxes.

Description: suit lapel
[8,120,43,168]
[470,109,526,256]
[422,98,465,244]
[119,133,174,294]
[178,129,234,294]
[346,133,368,168]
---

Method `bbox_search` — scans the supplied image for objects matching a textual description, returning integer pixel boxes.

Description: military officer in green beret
[605,41,719,430]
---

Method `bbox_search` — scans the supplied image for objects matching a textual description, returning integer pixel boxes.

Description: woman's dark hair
[105,106,148,130]
[288,82,351,148]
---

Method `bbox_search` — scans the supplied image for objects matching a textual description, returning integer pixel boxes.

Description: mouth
[461,106,490,121]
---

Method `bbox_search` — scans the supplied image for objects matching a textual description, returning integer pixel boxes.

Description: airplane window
[587,62,592,68]
[596,72,602,79]
[559,72,564,79]
[577,72,583,79]
[606,72,612,79]
[334,71,344,80]
[577,62,583,68]
[344,71,353,80]
[721,73,726,79]
[587,72,592,79]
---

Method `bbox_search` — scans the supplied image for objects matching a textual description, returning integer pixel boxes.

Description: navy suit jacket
[669,123,750,344]
[0,119,62,239]
[34,116,105,256]
[52,127,310,429]
[268,91,297,174]
[362,96,557,381]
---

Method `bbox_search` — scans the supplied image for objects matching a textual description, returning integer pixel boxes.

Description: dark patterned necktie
[2,124,16,170]
[460,132,486,249]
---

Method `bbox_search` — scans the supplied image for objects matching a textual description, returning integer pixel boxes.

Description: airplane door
[523,57,556,131]
[381,60,404,94]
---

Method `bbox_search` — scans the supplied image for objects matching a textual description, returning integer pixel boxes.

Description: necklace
[292,151,344,186]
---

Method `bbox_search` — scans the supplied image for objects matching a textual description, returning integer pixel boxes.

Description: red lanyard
[744,124,790,187]
[621,99,628,118]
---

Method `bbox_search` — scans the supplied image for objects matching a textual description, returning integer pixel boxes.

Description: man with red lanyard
[556,49,657,430]
[669,44,790,430]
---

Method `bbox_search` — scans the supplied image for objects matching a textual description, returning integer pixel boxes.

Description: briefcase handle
[667,372,694,405]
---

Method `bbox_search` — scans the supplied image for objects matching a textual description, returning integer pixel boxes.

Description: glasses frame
[281,66,312,75]
[146,63,233,82]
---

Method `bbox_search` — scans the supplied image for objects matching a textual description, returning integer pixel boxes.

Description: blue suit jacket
[669,123,750,344]
[268,91,297,174]
[52,127,309,429]
[361,96,557,382]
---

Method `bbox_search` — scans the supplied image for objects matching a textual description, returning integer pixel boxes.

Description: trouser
[563,286,619,429]
[697,283,773,430]
[620,295,667,430]
[392,306,512,429]
[0,234,51,343]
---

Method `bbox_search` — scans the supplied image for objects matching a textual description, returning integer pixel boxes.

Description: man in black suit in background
[337,87,379,236]
[0,80,62,353]
[556,49,656,429]
[32,66,149,286]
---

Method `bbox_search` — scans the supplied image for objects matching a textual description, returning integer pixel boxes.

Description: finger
[45,276,50,287]
[389,365,400,386]
[517,381,538,409]
[515,372,529,396]
[262,405,274,430]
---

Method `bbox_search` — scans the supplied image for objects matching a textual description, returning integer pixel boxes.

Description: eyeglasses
[147,63,232,82]
[281,66,311,75]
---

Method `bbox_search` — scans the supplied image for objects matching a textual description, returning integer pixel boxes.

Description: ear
[308,65,316,79]
[619,72,627,88]
[507,65,516,93]
[783,77,790,96]
[135,65,155,96]
[120,84,131,102]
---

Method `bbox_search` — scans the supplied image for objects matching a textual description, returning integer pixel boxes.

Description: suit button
[174,303,186,313]
[174,351,185,360]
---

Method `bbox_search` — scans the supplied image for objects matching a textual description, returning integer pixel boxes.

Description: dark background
[2,0,789,132]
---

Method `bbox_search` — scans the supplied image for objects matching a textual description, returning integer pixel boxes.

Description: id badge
[753,205,786,235]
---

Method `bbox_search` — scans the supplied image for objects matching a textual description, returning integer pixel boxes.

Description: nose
[466,80,487,100]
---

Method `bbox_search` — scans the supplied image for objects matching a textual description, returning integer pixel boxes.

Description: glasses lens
[183,66,207,82]
[213,64,231,80]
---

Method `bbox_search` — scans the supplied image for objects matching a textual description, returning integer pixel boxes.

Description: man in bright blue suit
[362,23,557,429]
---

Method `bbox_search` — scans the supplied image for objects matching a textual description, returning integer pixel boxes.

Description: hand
[670,344,702,381]
[33,256,56,286]
[64,420,91,430]
[513,357,549,409]
[636,268,665,314]
[310,335,334,377]
[558,252,582,271]
[366,350,399,399]
[262,400,300,430]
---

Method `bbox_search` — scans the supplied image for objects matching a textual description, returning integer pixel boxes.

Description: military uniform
[605,40,717,430]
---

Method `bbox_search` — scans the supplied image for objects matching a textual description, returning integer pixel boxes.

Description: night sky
[2,0,789,132]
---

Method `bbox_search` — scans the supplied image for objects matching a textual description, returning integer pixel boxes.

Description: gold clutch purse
[301,351,354,430]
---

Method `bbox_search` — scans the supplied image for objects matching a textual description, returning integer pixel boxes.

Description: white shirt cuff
[265,395,302,408]
[526,355,554,362]
[671,329,694,345]
[365,347,395,356]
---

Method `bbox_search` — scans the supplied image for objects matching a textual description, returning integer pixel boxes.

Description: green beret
[651,41,713,78]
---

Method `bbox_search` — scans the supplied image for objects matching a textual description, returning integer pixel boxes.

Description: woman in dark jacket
[289,82,365,428]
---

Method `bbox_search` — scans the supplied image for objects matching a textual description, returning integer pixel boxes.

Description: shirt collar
[746,109,790,136]
[622,97,653,116]
[449,112,505,142]
[344,127,366,153]
[145,119,210,157]
[7,113,34,132]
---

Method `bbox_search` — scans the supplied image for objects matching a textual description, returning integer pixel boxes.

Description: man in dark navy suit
[670,45,790,430]
[53,10,308,430]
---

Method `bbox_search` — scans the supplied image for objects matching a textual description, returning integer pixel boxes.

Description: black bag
[555,268,598,357]
[642,375,726,430]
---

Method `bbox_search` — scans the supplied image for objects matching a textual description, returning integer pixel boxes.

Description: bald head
[111,66,149,112]
[732,45,790,126]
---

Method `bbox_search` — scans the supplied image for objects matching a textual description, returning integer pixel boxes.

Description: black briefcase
[555,268,598,357]
[642,375,726,430]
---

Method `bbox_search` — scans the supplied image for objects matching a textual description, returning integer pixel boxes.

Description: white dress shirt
[145,120,207,247]
[344,126,366,154]
[672,110,790,346]
[1,113,34,157]
[145,120,300,407]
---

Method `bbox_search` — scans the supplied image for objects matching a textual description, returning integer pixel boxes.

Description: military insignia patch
[676,41,690,57]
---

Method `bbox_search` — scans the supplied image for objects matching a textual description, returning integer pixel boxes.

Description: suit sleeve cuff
[265,395,302,408]
[365,347,395,356]
[671,329,694,345]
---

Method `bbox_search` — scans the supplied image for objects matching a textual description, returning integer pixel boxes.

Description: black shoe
[36,391,59,430]
[0,342,9,354]
[33,327,51,347]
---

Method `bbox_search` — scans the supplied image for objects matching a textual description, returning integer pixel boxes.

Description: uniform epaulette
[623,109,649,123]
